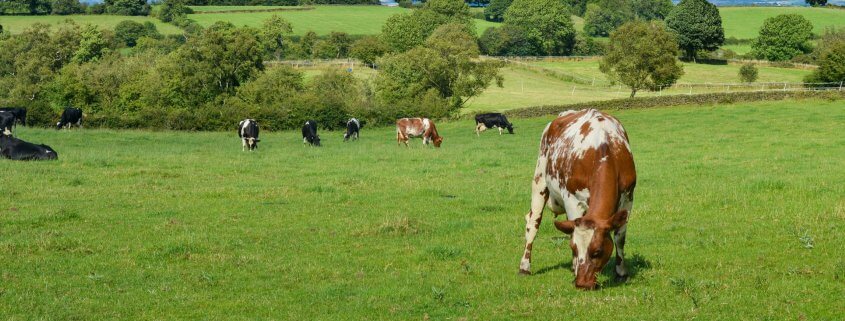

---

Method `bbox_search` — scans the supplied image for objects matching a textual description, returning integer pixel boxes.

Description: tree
[52,0,82,15]
[300,31,318,58]
[73,24,109,63]
[328,32,352,58]
[115,20,160,47]
[666,0,724,60]
[599,21,683,97]
[376,23,502,113]
[751,14,813,62]
[478,25,541,56]
[484,0,512,22]
[805,0,827,6]
[739,63,758,83]
[158,0,193,23]
[564,0,588,16]
[105,0,149,16]
[380,0,474,53]
[804,42,845,85]
[630,0,673,20]
[350,36,388,66]
[261,15,293,60]
[583,0,633,37]
[504,0,576,55]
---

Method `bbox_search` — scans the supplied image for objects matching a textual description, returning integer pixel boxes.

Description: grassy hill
[2,100,843,319]
[720,7,845,40]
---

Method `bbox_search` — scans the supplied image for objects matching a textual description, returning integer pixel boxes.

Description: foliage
[630,0,673,20]
[805,0,827,6]
[157,0,194,23]
[51,0,83,15]
[261,15,293,60]
[739,63,758,83]
[504,0,575,55]
[751,14,813,62]
[0,0,52,14]
[350,36,388,66]
[381,0,474,53]
[114,20,161,47]
[583,0,633,37]
[483,0,512,22]
[72,24,109,64]
[572,32,605,55]
[478,25,541,56]
[105,0,150,16]
[600,20,683,97]
[564,0,588,16]
[299,30,318,57]
[804,41,845,85]
[377,23,502,114]
[666,0,724,59]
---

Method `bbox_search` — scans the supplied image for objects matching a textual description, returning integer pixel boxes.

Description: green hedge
[503,90,845,118]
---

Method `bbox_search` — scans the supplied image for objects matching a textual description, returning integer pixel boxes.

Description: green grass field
[1,99,843,319]
[187,5,500,36]
[0,14,183,35]
[188,5,298,12]
[720,7,845,40]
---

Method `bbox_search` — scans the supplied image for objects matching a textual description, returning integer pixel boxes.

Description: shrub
[751,14,813,62]
[739,63,758,83]
[115,20,160,47]
[350,36,388,66]
[804,41,845,85]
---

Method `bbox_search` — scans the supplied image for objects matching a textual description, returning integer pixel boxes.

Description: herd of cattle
[235,112,516,150]
[3,106,636,290]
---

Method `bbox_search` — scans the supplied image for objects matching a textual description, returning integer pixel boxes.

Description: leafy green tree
[300,30,318,57]
[600,20,683,97]
[73,24,109,63]
[52,0,82,14]
[739,63,758,83]
[158,0,193,23]
[115,20,160,47]
[583,0,633,37]
[261,15,293,60]
[565,0,588,16]
[105,0,149,16]
[805,0,827,6]
[0,22,81,102]
[381,0,474,52]
[572,32,605,55]
[328,32,352,58]
[478,25,541,56]
[504,0,576,55]
[751,14,813,61]
[630,0,673,20]
[666,0,724,60]
[804,42,845,84]
[484,0,512,22]
[377,23,502,112]
[350,36,388,66]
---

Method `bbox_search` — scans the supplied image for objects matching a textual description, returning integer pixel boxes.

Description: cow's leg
[242,139,246,152]
[498,127,503,135]
[613,224,628,281]
[520,165,548,275]
[475,123,481,136]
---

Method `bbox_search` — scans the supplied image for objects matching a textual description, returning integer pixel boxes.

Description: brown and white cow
[396,118,443,148]
[519,108,636,290]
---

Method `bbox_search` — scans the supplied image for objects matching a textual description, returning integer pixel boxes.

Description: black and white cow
[302,120,321,146]
[344,118,362,142]
[57,107,83,130]
[475,113,514,136]
[0,133,58,161]
[0,107,27,126]
[237,119,260,151]
[0,112,15,136]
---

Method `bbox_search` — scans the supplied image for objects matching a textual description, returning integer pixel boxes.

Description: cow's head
[314,135,321,147]
[55,121,62,130]
[506,123,514,134]
[554,210,628,290]
[433,136,443,148]
[247,138,259,149]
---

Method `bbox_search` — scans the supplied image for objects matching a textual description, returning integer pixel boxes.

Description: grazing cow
[237,119,260,151]
[475,113,514,136]
[344,118,362,142]
[57,107,83,130]
[518,109,636,290]
[0,112,14,136]
[302,120,321,146]
[0,107,27,126]
[0,133,58,161]
[396,118,443,148]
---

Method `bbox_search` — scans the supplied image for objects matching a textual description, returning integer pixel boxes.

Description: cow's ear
[554,220,575,234]
[611,210,629,229]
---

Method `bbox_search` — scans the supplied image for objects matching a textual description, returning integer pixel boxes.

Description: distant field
[723,44,753,55]
[0,14,182,35]
[720,7,845,39]
[2,100,843,319]
[187,5,500,36]
[188,5,298,12]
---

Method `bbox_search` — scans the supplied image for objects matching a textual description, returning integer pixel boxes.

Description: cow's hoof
[614,274,629,283]
[518,269,531,276]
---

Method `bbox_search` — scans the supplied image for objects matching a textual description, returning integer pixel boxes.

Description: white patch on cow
[2,129,10,136]
[556,186,589,221]
[554,109,630,160]
[351,118,360,129]
[45,150,52,153]
[572,226,595,276]
[600,156,608,162]
[558,110,577,117]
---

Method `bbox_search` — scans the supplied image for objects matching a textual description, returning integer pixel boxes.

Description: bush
[115,20,160,47]
[751,14,813,61]
[739,63,758,83]
[350,36,388,66]
[804,41,845,85]
[106,0,150,16]
[572,32,604,56]
[478,25,542,56]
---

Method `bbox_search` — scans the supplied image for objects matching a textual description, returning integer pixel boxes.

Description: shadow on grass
[533,262,569,276]
[532,253,652,288]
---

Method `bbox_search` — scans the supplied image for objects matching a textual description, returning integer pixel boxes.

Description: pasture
[719,7,845,40]
[1,99,844,319]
